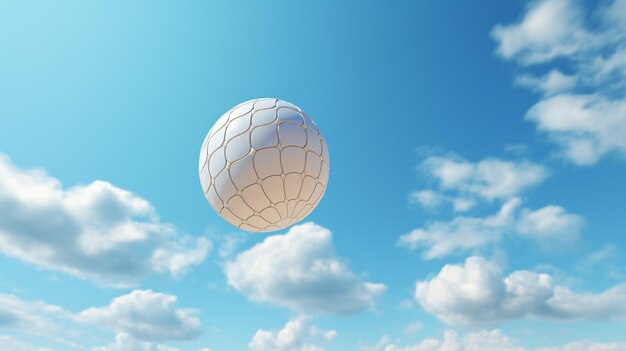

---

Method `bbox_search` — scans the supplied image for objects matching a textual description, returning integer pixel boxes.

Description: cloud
[217,235,248,258]
[491,0,590,65]
[78,290,201,342]
[515,70,577,96]
[368,330,626,351]
[367,330,523,351]
[249,316,337,351]
[0,290,200,350]
[398,198,583,259]
[151,236,211,278]
[415,155,548,208]
[225,222,385,315]
[414,256,626,326]
[409,190,447,210]
[399,198,519,258]
[0,153,210,286]
[0,294,70,343]
[409,190,475,213]
[493,0,626,165]
[525,94,626,165]
[91,333,182,351]
[517,205,585,244]
[0,336,53,351]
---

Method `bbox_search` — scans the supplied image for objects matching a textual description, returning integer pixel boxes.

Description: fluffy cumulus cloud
[414,256,626,326]
[0,290,200,350]
[368,330,626,351]
[248,316,337,351]
[0,154,210,286]
[92,333,182,351]
[77,290,201,342]
[493,0,626,165]
[412,155,549,212]
[225,222,385,315]
[398,198,583,259]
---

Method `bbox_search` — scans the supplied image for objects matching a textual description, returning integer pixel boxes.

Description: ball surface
[199,98,329,232]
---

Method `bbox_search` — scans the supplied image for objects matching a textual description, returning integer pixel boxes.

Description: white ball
[199,98,330,232]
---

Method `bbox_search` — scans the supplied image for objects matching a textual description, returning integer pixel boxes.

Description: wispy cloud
[493,0,626,165]
[249,316,336,351]
[410,154,549,212]
[0,290,201,350]
[403,151,584,258]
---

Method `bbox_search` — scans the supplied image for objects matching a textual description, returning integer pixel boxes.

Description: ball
[199,98,330,232]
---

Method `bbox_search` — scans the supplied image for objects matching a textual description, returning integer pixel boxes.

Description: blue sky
[1,0,626,350]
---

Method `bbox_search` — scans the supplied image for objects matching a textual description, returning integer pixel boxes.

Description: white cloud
[491,0,590,65]
[218,235,247,258]
[399,198,520,259]
[493,0,626,165]
[414,256,626,326]
[0,294,70,343]
[151,236,211,278]
[0,295,65,333]
[0,336,53,351]
[398,199,582,259]
[409,190,447,210]
[368,330,523,351]
[78,290,201,342]
[368,330,626,351]
[451,198,476,213]
[525,94,626,165]
[409,190,475,213]
[249,316,337,351]
[542,341,626,351]
[517,205,585,244]
[92,333,182,351]
[0,290,199,350]
[515,70,577,96]
[225,222,385,315]
[419,155,549,203]
[0,153,210,286]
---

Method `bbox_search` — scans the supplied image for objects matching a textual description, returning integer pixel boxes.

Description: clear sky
[1,0,626,350]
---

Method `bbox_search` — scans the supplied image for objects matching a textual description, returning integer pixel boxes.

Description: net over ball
[199,98,329,232]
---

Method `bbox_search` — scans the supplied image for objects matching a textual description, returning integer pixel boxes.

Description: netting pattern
[199,98,330,232]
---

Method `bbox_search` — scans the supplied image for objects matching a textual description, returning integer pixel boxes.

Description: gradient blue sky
[1,1,626,350]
